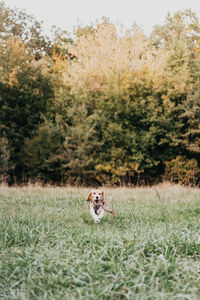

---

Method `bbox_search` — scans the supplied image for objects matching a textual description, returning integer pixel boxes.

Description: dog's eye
[93,192,96,194]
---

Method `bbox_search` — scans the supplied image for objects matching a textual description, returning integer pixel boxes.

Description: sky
[3,0,200,36]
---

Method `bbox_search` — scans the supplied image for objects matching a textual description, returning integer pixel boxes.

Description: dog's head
[87,190,104,204]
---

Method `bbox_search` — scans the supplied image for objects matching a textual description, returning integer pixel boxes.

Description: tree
[22,119,65,183]
[150,10,200,50]
[0,36,54,183]
[0,1,50,58]
[0,136,11,183]
[59,103,102,185]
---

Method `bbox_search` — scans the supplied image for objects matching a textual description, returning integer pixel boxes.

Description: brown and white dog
[87,190,115,223]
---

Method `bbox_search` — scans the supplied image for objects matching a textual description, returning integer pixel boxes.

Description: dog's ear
[87,192,93,202]
[101,190,104,200]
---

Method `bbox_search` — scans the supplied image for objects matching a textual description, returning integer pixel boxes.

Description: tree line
[0,2,200,186]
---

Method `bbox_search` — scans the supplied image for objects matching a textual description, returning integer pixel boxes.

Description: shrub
[164,156,198,185]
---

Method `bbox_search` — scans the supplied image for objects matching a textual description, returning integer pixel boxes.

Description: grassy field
[0,184,200,300]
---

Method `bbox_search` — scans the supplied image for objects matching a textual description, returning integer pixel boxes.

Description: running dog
[87,190,115,223]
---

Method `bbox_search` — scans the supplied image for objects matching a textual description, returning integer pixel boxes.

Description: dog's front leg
[90,206,101,223]
[97,208,104,222]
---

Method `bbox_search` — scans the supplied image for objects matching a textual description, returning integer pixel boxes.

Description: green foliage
[22,119,65,183]
[179,87,200,155]
[0,136,11,182]
[0,3,55,183]
[1,3,200,185]
[0,66,54,183]
[60,103,102,185]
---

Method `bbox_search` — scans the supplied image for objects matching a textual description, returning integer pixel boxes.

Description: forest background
[0,1,200,186]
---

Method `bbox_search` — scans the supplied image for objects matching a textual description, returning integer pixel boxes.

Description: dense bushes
[0,2,200,185]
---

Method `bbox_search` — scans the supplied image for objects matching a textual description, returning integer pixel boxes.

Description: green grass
[0,184,200,299]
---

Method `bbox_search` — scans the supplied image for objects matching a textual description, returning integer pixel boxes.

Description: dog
[87,190,115,223]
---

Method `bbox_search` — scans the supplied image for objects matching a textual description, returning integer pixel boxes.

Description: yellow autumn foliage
[51,20,192,104]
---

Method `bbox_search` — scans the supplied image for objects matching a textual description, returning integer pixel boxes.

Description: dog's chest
[94,205,102,215]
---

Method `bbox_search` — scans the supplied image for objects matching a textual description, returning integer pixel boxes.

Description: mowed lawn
[0,184,200,300]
